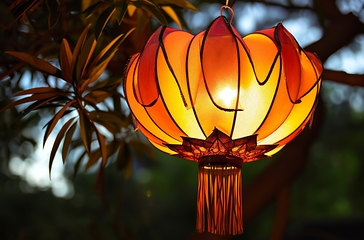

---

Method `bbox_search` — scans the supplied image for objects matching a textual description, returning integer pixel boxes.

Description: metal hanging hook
[220,5,234,25]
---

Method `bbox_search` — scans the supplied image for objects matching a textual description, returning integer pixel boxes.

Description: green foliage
[0,0,196,178]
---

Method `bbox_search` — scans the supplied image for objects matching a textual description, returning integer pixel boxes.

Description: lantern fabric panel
[125,54,183,145]
[186,32,205,109]
[158,31,206,139]
[259,81,321,147]
[201,16,242,111]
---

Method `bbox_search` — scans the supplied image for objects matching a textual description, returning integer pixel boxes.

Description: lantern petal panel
[159,30,194,108]
[187,29,237,138]
[258,81,320,146]
[125,54,183,144]
[297,51,323,99]
[243,33,294,140]
[231,40,280,139]
[192,67,236,137]
[135,27,179,106]
[201,17,243,111]
[277,23,302,104]
[244,29,279,84]
[157,32,206,139]
[136,121,180,154]
[134,27,162,106]
[143,94,188,141]
[186,32,205,108]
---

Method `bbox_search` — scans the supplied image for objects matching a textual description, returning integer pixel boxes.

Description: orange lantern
[124,5,322,235]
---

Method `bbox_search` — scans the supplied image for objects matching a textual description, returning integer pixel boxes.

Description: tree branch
[323,69,364,87]
[305,12,364,63]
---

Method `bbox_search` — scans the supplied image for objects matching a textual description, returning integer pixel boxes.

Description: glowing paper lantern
[124,6,322,235]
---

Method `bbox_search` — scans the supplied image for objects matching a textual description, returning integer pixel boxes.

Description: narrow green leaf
[95,5,116,39]
[135,9,150,35]
[15,87,67,96]
[6,51,63,78]
[1,92,68,112]
[76,36,97,81]
[43,100,76,147]
[49,117,76,176]
[73,149,87,180]
[79,110,92,153]
[86,29,134,83]
[94,126,107,167]
[10,0,39,24]
[82,53,115,87]
[16,97,58,120]
[83,90,113,104]
[60,39,73,83]
[89,28,134,69]
[79,38,97,82]
[88,110,126,134]
[46,0,60,29]
[90,118,119,134]
[84,139,119,171]
[71,24,91,75]
[129,140,155,160]
[138,2,167,25]
[162,6,182,28]
[114,1,128,25]
[62,121,77,163]
[84,146,101,171]
[88,110,126,126]
[82,1,106,18]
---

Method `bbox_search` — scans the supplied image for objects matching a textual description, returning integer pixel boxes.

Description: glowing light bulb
[218,87,237,108]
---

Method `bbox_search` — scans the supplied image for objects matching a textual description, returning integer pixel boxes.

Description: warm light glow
[218,87,238,109]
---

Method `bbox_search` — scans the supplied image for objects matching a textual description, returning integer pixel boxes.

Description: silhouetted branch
[324,69,364,87]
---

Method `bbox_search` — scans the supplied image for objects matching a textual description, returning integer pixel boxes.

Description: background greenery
[1,0,364,239]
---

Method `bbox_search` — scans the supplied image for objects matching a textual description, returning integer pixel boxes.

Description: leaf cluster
[0,0,196,177]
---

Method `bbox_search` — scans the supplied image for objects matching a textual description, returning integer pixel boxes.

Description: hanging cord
[225,0,236,7]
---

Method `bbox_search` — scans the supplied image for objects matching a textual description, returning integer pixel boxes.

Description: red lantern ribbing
[124,5,322,235]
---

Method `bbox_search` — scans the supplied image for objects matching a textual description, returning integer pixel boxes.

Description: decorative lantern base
[196,158,243,235]
[165,128,277,235]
